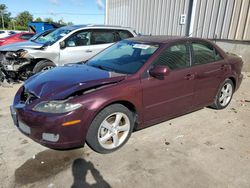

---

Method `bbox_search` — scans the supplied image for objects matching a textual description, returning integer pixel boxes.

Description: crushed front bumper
[10,104,88,149]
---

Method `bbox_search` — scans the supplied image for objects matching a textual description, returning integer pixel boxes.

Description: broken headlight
[33,100,82,113]
[5,51,18,58]
[17,50,30,58]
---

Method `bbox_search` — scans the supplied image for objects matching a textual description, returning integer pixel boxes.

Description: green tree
[67,21,74,26]
[34,17,42,22]
[57,18,66,25]
[0,4,11,29]
[44,17,53,23]
[16,11,33,28]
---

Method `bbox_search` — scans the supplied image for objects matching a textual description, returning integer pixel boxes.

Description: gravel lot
[0,73,250,188]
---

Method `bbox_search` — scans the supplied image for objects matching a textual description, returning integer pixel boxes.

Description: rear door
[88,29,118,56]
[141,42,196,125]
[190,41,229,107]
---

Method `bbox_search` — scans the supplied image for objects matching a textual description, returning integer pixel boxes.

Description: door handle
[85,50,92,53]
[184,74,195,80]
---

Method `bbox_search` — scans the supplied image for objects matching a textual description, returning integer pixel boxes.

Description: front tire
[211,79,234,109]
[33,60,55,74]
[86,104,134,154]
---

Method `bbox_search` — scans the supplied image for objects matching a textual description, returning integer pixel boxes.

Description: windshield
[30,30,53,41]
[87,40,159,74]
[34,27,72,45]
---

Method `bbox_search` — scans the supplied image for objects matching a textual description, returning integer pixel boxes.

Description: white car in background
[0,25,137,80]
[0,30,16,38]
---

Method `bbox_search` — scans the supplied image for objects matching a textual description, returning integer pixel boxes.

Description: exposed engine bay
[0,50,34,82]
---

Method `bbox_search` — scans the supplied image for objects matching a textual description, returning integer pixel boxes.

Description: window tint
[9,31,16,35]
[118,30,133,39]
[87,41,159,74]
[192,43,222,65]
[66,31,90,47]
[154,43,190,70]
[20,34,34,40]
[91,30,116,45]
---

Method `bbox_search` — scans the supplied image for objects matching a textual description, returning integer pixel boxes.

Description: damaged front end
[0,50,33,81]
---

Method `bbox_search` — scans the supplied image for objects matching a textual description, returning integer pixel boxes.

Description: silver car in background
[0,25,136,80]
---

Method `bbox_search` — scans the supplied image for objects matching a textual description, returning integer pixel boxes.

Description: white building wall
[106,0,191,36]
[106,0,250,41]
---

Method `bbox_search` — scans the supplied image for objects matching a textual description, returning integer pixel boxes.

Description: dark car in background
[11,36,243,153]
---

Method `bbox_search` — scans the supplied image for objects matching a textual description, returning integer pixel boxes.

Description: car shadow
[14,149,111,187]
[15,148,83,185]
[71,158,111,188]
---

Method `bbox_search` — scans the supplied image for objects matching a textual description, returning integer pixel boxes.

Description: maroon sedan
[11,36,243,153]
[0,32,35,46]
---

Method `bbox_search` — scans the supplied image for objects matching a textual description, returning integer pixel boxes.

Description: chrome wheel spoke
[219,94,225,102]
[114,113,123,127]
[221,87,227,93]
[222,98,227,106]
[112,134,119,147]
[99,133,112,143]
[101,120,112,131]
[117,123,130,132]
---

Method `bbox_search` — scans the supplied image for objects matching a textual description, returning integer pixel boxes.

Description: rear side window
[20,34,34,40]
[192,43,222,65]
[91,30,116,45]
[117,30,134,39]
[153,43,190,70]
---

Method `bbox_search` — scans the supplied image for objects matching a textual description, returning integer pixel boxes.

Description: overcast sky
[1,0,105,24]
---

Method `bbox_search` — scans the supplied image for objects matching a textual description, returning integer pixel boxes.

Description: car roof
[60,24,134,31]
[127,35,208,44]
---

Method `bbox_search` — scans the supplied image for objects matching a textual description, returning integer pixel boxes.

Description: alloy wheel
[97,112,130,149]
[219,83,233,107]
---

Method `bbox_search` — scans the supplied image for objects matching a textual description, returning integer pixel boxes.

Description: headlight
[33,100,82,113]
[17,50,30,58]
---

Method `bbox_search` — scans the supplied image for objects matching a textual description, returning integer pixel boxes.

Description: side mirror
[149,65,170,80]
[59,41,66,49]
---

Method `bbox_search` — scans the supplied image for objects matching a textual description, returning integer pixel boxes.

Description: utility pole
[0,10,4,30]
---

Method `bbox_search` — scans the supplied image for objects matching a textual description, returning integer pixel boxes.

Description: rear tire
[33,60,55,74]
[86,104,134,154]
[211,79,234,109]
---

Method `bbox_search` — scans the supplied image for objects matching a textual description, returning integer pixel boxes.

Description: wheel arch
[32,58,55,65]
[228,76,236,91]
[25,58,55,71]
[90,100,140,131]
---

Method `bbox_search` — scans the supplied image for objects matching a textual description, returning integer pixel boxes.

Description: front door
[59,30,94,65]
[142,42,196,125]
[59,29,117,65]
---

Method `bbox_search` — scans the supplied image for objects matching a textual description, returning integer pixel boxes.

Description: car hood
[0,40,43,51]
[24,64,126,100]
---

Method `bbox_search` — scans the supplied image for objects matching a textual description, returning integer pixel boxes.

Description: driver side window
[153,43,190,70]
[65,31,90,47]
